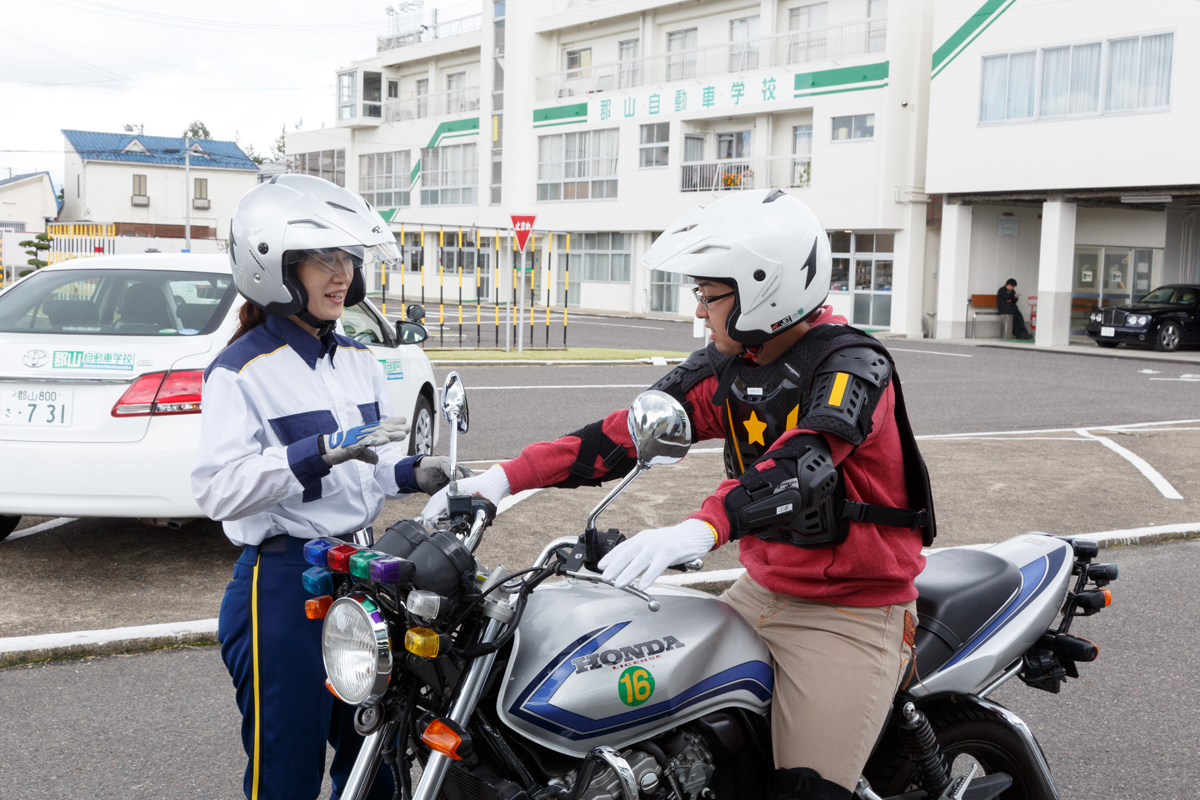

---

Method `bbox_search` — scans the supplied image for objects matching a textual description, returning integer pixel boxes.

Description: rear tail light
[112,370,204,417]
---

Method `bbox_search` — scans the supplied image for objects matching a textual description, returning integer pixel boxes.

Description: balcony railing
[377,9,482,53]
[536,18,885,101]
[192,198,211,210]
[131,195,149,207]
[383,86,481,122]
[681,156,811,193]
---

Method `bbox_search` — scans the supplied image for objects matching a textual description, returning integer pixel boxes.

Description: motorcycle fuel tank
[498,580,773,757]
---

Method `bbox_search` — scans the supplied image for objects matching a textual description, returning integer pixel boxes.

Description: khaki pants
[721,576,915,791]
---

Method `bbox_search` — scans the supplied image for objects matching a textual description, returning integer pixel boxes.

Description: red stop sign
[511,215,536,254]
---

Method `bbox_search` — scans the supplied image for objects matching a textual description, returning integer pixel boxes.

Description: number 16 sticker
[618,666,655,707]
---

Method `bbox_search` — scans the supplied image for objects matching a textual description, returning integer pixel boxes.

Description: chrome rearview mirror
[627,390,691,467]
[440,372,469,495]
[585,390,692,534]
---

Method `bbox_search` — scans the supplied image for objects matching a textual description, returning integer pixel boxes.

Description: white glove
[599,519,716,592]
[413,456,474,495]
[319,417,409,466]
[421,463,510,524]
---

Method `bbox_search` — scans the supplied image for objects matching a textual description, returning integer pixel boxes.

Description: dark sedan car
[1085,284,1200,352]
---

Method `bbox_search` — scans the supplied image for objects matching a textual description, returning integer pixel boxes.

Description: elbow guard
[723,434,846,548]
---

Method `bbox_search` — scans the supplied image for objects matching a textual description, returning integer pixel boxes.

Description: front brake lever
[565,569,660,612]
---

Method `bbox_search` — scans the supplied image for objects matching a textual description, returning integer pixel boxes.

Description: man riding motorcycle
[423,188,937,799]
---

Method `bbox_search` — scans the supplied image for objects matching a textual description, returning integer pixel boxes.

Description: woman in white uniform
[192,174,461,800]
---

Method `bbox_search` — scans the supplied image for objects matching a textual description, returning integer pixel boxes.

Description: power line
[42,0,385,35]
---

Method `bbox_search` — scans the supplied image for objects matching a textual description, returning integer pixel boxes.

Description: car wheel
[408,395,434,456]
[1095,340,1119,348]
[1154,322,1182,352]
[0,515,21,542]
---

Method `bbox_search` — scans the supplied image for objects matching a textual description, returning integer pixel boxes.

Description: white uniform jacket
[191,314,421,546]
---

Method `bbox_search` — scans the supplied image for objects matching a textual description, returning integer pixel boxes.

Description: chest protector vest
[709,324,937,547]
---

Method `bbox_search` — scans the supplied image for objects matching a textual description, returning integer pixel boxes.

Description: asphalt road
[2,538,1194,800]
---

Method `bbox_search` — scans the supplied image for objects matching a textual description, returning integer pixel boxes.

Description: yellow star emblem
[743,410,767,446]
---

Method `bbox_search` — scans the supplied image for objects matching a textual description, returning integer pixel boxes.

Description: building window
[829,231,895,327]
[194,178,207,199]
[363,72,382,118]
[1106,33,1173,111]
[666,28,698,81]
[446,72,467,113]
[555,232,632,284]
[639,123,669,168]
[717,131,750,159]
[416,78,429,118]
[793,125,812,187]
[1040,43,1101,116]
[537,128,619,201]
[420,143,477,206]
[619,39,640,88]
[729,16,760,72]
[566,48,592,80]
[832,114,874,141]
[867,0,887,54]
[132,174,147,196]
[387,79,399,99]
[788,3,828,63]
[287,150,346,187]
[360,151,412,209]
[980,52,1035,121]
[338,71,357,120]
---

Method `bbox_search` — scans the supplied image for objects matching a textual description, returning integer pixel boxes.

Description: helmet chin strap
[297,308,337,337]
[744,344,764,358]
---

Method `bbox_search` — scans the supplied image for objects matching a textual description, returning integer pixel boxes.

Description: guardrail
[536,18,884,101]
[384,86,481,122]
[680,155,811,193]
[377,12,482,53]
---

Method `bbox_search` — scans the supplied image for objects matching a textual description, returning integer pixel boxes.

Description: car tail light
[112,372,166,416]
[111,370,203,417]
[154,370,203,414]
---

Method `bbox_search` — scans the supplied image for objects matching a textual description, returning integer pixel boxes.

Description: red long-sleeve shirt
[500,308,925,607]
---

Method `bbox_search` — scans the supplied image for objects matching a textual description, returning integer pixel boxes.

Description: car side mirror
[406,303,426,322]
[396,320,427,345]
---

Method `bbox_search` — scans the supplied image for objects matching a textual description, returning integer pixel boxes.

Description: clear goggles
[295,242,402,275]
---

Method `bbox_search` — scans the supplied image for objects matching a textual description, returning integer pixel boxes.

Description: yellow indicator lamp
[405,626,442,658]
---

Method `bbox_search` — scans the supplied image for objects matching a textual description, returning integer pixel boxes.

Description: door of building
[1071,246,1162,333]
[848,233,894,328]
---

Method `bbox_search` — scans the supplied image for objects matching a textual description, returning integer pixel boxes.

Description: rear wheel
[1154,322,1182,352]
[0,515,21,542]
[863,704,1056,800]
[408,394,434,456]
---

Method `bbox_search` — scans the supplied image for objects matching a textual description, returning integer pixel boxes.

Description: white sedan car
[0,253,438,539]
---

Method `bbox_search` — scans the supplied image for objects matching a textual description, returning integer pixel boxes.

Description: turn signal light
[349,550,384,580]
[111,370,204,416]
[405,627,442,658]
[112,372,166,416]
[305,595,334,619]
[421,718,471,760]
[326,544,359,573]
[1077,589,1113,610]
[325,678,344,700]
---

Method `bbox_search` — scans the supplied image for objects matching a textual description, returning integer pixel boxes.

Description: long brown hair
[229,301,268,344]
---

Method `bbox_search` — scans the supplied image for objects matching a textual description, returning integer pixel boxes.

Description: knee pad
[771,767,854,800]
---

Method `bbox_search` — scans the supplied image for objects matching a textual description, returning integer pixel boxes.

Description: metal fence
[680,155,811,193]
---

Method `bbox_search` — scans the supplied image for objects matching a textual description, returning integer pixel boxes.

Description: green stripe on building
[378,208,398,222]
[931,0,1017,77]
[793,62,889,94]
[409,118,479,185]
[533,102,588,127]
[795,83,889,99]
[410,158,421,186]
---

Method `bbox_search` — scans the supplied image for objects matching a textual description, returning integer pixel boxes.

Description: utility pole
[184,135,191,252]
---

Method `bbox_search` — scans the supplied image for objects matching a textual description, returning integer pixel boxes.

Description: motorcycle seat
[910,548,1023,679]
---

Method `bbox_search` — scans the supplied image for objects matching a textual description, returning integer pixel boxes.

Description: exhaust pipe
[136,517,193,529]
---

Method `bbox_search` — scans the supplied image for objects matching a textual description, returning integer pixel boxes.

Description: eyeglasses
[692,286,736,310]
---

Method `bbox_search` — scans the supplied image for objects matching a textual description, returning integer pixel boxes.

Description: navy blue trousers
[218,536,395,800]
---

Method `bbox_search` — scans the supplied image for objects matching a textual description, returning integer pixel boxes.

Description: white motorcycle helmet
[228,174,400,334]
[640,188,832,348]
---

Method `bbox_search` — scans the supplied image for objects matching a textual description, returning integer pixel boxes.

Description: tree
[184,120,211,140]
[270,124,288,162]
[242,143,267,166]
[18,232,52,276]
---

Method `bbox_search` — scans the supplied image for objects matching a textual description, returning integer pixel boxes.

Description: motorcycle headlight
[322,594,392,705]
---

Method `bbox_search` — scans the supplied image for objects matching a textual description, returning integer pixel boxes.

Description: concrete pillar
[935,201,972,339]
[1034,199,1076,348]
[890,201,928,338]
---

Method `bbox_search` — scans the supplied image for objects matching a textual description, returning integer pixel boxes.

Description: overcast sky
[0,0,397,191]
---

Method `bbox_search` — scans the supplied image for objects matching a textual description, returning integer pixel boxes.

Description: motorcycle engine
[566,732,715,800]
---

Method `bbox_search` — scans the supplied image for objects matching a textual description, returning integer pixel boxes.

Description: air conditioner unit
[557,88,575,98]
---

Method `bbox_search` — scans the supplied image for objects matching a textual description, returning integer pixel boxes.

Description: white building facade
[289,0,935,334]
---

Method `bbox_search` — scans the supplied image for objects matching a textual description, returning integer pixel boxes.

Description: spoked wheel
[1154,322,1182,353]
[863,704,1056,800]
[408,395,434,456]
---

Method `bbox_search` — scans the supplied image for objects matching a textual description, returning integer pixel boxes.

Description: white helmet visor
[292,241,402,275]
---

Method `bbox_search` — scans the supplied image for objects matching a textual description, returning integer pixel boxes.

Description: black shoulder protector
[800,344,892,446]
[559,419,638,489]
[648,348,709,444]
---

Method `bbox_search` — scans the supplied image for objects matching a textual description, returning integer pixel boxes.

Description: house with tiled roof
[0,172,59,233]
[60,130,258,242]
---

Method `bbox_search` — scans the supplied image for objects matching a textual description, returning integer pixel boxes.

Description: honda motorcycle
[300,373,1117,800]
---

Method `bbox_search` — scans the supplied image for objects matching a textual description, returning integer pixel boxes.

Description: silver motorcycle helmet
[228,174,401,334]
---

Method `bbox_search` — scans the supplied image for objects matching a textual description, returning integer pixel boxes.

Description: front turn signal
[306,595,334,619]
[422,718,472,760]
[405,626,442,658]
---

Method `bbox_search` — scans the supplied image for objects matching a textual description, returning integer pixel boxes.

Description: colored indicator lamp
[326,543,360,573]
[305,595,334,620]
[368,555,416,585]
[405,627,442,658]
[303,538,340,568]
[349,550,385,580]
[422,718,471,760]
[301,566,334,596]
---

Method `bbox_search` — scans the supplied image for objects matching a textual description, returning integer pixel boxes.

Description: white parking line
[0,618,218,656]
[5,517,78,542]
[1075,428,1183,500]
[888,348,974,358]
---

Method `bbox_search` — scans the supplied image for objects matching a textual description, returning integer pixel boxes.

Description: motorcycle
[301,373,1117,800]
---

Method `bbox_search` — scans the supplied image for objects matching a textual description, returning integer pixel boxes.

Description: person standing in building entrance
[192,174,466,800]
[421,189,936,799]
[997,278,1032,339]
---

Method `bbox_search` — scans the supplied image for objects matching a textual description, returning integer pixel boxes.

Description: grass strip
[424,347,691,362]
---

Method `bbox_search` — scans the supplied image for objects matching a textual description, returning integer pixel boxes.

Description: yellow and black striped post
[494,230,500,347]
[564,233,570,347]
[457,227,463,346]
[420,225,426,305]
[399,224,405,318]
[474,227,481,347]
[438,226,445,347]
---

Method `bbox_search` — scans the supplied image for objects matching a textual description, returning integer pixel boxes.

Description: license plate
[1,387,73,426]
[1100,326,1115,337]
